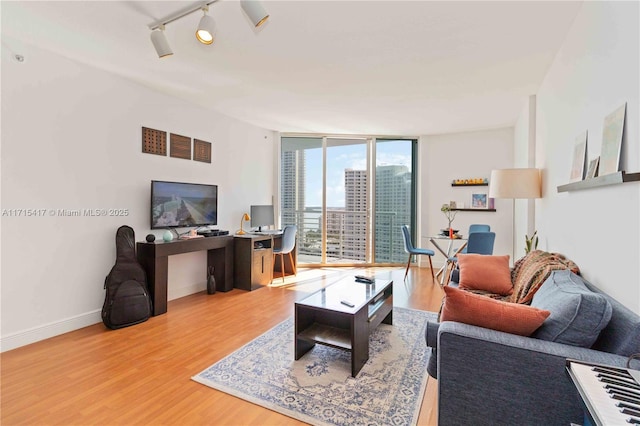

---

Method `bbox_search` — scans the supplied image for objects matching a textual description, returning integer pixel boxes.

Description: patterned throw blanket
[509,250,580,304]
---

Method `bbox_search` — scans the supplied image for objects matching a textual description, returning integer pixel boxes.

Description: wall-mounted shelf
[451,208,496,212]
[557,171,640,193]
[451,183,488,187]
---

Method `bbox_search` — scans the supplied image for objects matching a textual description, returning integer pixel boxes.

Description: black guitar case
[102,225,152,329]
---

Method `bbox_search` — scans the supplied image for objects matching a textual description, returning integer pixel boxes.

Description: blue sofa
[425,269,640,426]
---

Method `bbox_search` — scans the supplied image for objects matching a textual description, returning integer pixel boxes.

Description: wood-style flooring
[1,266,443,425]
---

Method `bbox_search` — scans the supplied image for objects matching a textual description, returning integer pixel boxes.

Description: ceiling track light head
[196,6,217,45]
[150,24,173,58]
[241,0,270,28]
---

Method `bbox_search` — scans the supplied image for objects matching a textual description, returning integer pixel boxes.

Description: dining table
[429,234,468,284]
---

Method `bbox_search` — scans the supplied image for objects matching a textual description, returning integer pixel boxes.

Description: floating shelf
[557,171,640,193]
[451,183,488,187]
[451,208,496,212]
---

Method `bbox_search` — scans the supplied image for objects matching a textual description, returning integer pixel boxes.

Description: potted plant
[525,231,538,254]
[441,204,458,236]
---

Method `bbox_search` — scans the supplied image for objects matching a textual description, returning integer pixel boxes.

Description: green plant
[441,204,458,229]
[525,231,538,254]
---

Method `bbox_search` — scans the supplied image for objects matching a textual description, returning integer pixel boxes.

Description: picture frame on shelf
[599,103,626,176]
[471,193,487,209]
[569,131,587,182]
[586,156,600,179]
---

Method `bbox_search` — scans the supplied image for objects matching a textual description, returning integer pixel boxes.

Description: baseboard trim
[1,309,102,353]
[2,283,205,352]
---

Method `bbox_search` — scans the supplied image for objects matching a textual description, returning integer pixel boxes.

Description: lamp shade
[196,14,217,45]
[489,168,541,199]
[150,27,173,58]
[241,0,270,28]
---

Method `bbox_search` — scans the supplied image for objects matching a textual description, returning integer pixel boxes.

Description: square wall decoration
[194,139,212,163]
[142,127,167,156]
[170,133,191,160]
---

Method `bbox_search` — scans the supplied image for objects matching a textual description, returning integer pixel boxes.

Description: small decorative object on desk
[163,230,174,242]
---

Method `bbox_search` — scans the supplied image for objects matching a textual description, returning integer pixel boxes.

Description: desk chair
[401,225,435,281]
[272,225,297,283]
[445,231,495,285]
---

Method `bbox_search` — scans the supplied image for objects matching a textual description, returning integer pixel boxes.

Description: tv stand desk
[137,236,234,316]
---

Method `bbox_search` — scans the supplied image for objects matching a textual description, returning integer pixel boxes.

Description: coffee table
[294,276,393,377]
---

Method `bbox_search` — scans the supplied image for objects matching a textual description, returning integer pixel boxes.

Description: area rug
[192,307,436,426]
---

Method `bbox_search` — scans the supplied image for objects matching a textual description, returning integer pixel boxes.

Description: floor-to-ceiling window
[281,136,417,266]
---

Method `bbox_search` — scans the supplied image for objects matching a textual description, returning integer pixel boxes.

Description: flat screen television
[250,205,275,231]
[151,180,218,229]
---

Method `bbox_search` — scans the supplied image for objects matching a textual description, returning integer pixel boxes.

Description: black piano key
[622,410,640,420]
[614,394,640,405]
[626,418,640,424]
[609,388,640,402]
[618,402,640,412]
[594,366,634,379]
[621,407,640,417]
[600,377,640,390]
[598,373,640,387]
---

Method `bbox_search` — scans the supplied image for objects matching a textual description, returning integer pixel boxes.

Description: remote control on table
[355,275,374,284]
[340,300,355,307]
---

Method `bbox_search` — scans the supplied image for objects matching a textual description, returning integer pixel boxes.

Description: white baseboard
[1,283,207,353]
[168,282,205,301]
[1,309,102,353]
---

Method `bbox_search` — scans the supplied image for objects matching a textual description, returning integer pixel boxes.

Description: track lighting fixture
[196,6,216,45]
[150,25,173,58]
[240,0,270,28]
[147,0,270,59]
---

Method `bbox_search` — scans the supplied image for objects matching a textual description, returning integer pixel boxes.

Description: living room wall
[419,128,514,268]
[1,39,276,351]
[523,2,639,312]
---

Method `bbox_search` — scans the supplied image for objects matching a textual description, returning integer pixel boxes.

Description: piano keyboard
[567,360,640,425]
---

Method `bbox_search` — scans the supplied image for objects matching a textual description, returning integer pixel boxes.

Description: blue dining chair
[272,225,297,283]
[459,224,491,254]
[401,225,435,281]
[445,231,496,284]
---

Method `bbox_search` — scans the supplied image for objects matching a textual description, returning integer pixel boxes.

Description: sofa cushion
[458,254,513,296]
[530,270,612,347]
[441,286,550,336]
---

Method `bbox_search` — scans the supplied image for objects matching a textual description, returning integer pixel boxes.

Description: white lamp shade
[196,14,216,45]
[150,29,173,58]
[489,168,541,199]
[241,0,270,28]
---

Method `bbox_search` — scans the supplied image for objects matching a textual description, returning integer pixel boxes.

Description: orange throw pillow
[458,254,513,295]
[441,286,550,336]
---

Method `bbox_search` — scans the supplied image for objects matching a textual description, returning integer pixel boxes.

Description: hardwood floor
[1,266,443,425]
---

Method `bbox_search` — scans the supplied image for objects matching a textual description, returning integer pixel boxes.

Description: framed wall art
[586,156,600,179]
[471,193,487,209]
[569,131,587,182]
[599,103,626,176]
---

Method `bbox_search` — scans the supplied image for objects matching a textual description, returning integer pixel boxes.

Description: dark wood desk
[137,236,234,316]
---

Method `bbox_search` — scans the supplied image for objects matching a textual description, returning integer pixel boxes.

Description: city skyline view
[304,141,412,208]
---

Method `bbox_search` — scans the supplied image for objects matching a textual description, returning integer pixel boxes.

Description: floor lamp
[488,168,541,262]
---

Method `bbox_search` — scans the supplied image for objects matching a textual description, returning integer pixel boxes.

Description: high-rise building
[280,149,305,227]
[343,169,368,261]
[375,165,411,263]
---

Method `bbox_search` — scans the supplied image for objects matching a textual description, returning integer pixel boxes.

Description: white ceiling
[1,1,583,136]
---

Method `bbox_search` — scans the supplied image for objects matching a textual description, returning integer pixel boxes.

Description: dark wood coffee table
[294,277,393,377]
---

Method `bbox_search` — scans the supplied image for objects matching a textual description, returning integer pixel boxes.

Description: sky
[304,140,412,208]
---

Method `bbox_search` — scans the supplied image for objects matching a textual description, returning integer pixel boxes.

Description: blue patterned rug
[192,307,436,426]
